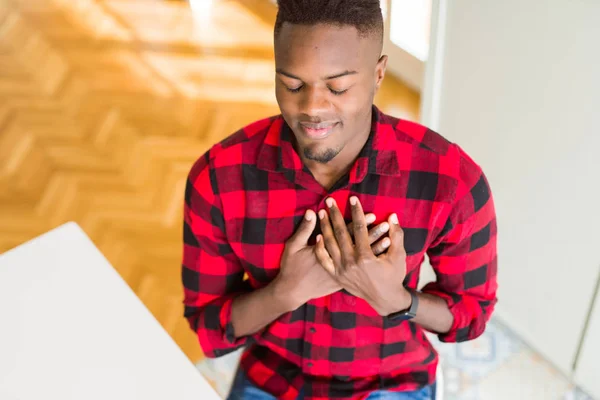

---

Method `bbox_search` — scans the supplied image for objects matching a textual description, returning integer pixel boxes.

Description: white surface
[419,0,447,130]
[0,222,220,400]
[575,280,600,399]
[427,0,600,375]
[389,0,431,62]
[381,0,426,92]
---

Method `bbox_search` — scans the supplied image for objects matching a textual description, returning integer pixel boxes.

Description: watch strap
[386,289,419,321]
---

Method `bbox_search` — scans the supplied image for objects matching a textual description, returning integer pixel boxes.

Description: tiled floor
[196,317,596,399]
[427,318,594,400]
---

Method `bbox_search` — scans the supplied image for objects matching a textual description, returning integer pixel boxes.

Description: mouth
[299,121,339,139]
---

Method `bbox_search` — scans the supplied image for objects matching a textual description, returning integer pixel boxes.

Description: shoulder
[379,111,452,156]
[187,114,281,183]
[380,110,488,197]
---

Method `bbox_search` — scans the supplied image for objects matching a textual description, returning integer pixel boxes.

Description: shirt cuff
[420,284,472,343]
[220,296,250,346]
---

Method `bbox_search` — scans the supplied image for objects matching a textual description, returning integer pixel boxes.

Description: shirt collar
[256,105,401,184]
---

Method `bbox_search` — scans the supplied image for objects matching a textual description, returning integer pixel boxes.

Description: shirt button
[307,362,314,368]
[345,296,356,306]
[309,327,317,334]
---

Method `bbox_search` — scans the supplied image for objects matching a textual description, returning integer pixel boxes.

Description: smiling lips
[300,122,338,139]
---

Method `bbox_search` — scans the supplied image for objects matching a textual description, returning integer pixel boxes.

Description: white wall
[426,0,600,376]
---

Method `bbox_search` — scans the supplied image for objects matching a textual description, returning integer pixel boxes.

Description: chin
[303,144,341,164]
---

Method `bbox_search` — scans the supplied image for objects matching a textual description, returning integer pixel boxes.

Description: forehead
[274,23,372,76]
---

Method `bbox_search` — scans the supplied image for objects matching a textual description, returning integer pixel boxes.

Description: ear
[375,55,388,92]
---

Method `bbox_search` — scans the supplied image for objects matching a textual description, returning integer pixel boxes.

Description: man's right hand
[273,209,390,311]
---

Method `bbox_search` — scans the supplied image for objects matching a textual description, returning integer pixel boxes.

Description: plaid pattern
[182,106,498,400]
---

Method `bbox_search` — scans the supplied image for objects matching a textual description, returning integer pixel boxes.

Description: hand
[347,213,391,256]
[273,209,392,311]
[315,197,411,316]
[273,209,341,311]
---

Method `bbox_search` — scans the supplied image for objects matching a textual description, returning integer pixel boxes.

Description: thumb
[286,210,317,252]
[386,213,406,260]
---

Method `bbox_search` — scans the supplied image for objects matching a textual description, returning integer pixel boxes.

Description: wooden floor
[0,0,419,363]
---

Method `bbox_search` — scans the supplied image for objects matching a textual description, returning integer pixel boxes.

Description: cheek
[275,88,298,115]
[337,91,370,121]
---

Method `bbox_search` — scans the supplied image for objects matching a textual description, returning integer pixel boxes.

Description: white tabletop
[0,222,221,400]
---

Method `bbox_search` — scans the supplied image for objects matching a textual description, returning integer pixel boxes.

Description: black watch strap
[386,289,419,321]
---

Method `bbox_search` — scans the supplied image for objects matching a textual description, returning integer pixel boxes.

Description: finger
[371,237,391,256]
[315,234,336,276]
[348,213,376,238]
[319,209,341,265]
[286,210,317,252]
[349,196,372,256]
[365,213,377,225]
[385,213,406,260]
[325,198,354,260]
[367,221,389,245]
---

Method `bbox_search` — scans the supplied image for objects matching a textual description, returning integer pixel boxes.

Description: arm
[313,198,457,336]
[314,167,496,341]
[233,208,346,336]
[229,280,293,338]
[382,290,455,334]
[182,154,289,357]
[420,168,498,342]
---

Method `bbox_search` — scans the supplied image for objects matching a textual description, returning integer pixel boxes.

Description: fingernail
[319,210,326,219]
[366,214,376,223]
[326,198,335,208]
[316,234,322,243]
[381,222,389,232]
[382,238,391,248]
[390,213,399,225]
[349,196,357,206]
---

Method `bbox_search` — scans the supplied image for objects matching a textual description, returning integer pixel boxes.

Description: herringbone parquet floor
[0,0,419,363]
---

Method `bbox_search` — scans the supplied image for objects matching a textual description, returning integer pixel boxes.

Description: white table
[0,222,221,400]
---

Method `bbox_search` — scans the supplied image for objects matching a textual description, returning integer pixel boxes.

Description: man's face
[274,23,387,164]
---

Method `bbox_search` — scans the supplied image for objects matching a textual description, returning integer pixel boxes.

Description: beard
[303,146,342,164]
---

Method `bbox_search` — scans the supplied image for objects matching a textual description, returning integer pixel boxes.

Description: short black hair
[274,0,384,42]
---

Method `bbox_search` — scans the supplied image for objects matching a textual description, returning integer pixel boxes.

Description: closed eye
[329,88,348,96]
[285,85,349,96]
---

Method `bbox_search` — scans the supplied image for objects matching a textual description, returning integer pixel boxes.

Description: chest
[221,173,444,286]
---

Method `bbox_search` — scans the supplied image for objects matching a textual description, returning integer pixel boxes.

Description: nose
[299,86,330,117]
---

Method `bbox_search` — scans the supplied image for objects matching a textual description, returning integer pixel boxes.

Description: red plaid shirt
[182,106,498,399]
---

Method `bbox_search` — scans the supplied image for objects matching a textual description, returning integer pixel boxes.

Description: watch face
[388,290,418,321]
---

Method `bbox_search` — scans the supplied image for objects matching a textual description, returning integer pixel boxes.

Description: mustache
[298,120,339,129]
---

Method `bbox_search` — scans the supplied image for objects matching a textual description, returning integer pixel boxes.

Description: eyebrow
[276,68,358,81]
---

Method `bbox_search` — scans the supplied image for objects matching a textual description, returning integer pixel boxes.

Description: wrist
[376,287,413,316]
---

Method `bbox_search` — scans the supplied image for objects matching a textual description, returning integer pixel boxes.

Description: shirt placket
[301,194,360,377]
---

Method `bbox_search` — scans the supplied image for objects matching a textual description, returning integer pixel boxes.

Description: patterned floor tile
[427,316,525,391]
[563,387,596,400]
[475,349,571,400]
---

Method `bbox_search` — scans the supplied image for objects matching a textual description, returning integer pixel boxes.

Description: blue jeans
[226,368,437,400]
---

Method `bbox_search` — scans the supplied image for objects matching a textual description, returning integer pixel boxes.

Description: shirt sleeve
[181,152,254,358]
[421,154,498,343]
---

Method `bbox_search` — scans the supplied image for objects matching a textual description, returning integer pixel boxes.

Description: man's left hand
[315,197,412,316]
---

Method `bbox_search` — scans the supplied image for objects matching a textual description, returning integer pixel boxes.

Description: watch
[386,289,419,321]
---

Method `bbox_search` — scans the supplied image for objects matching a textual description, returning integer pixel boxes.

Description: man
[182,0,498,399]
